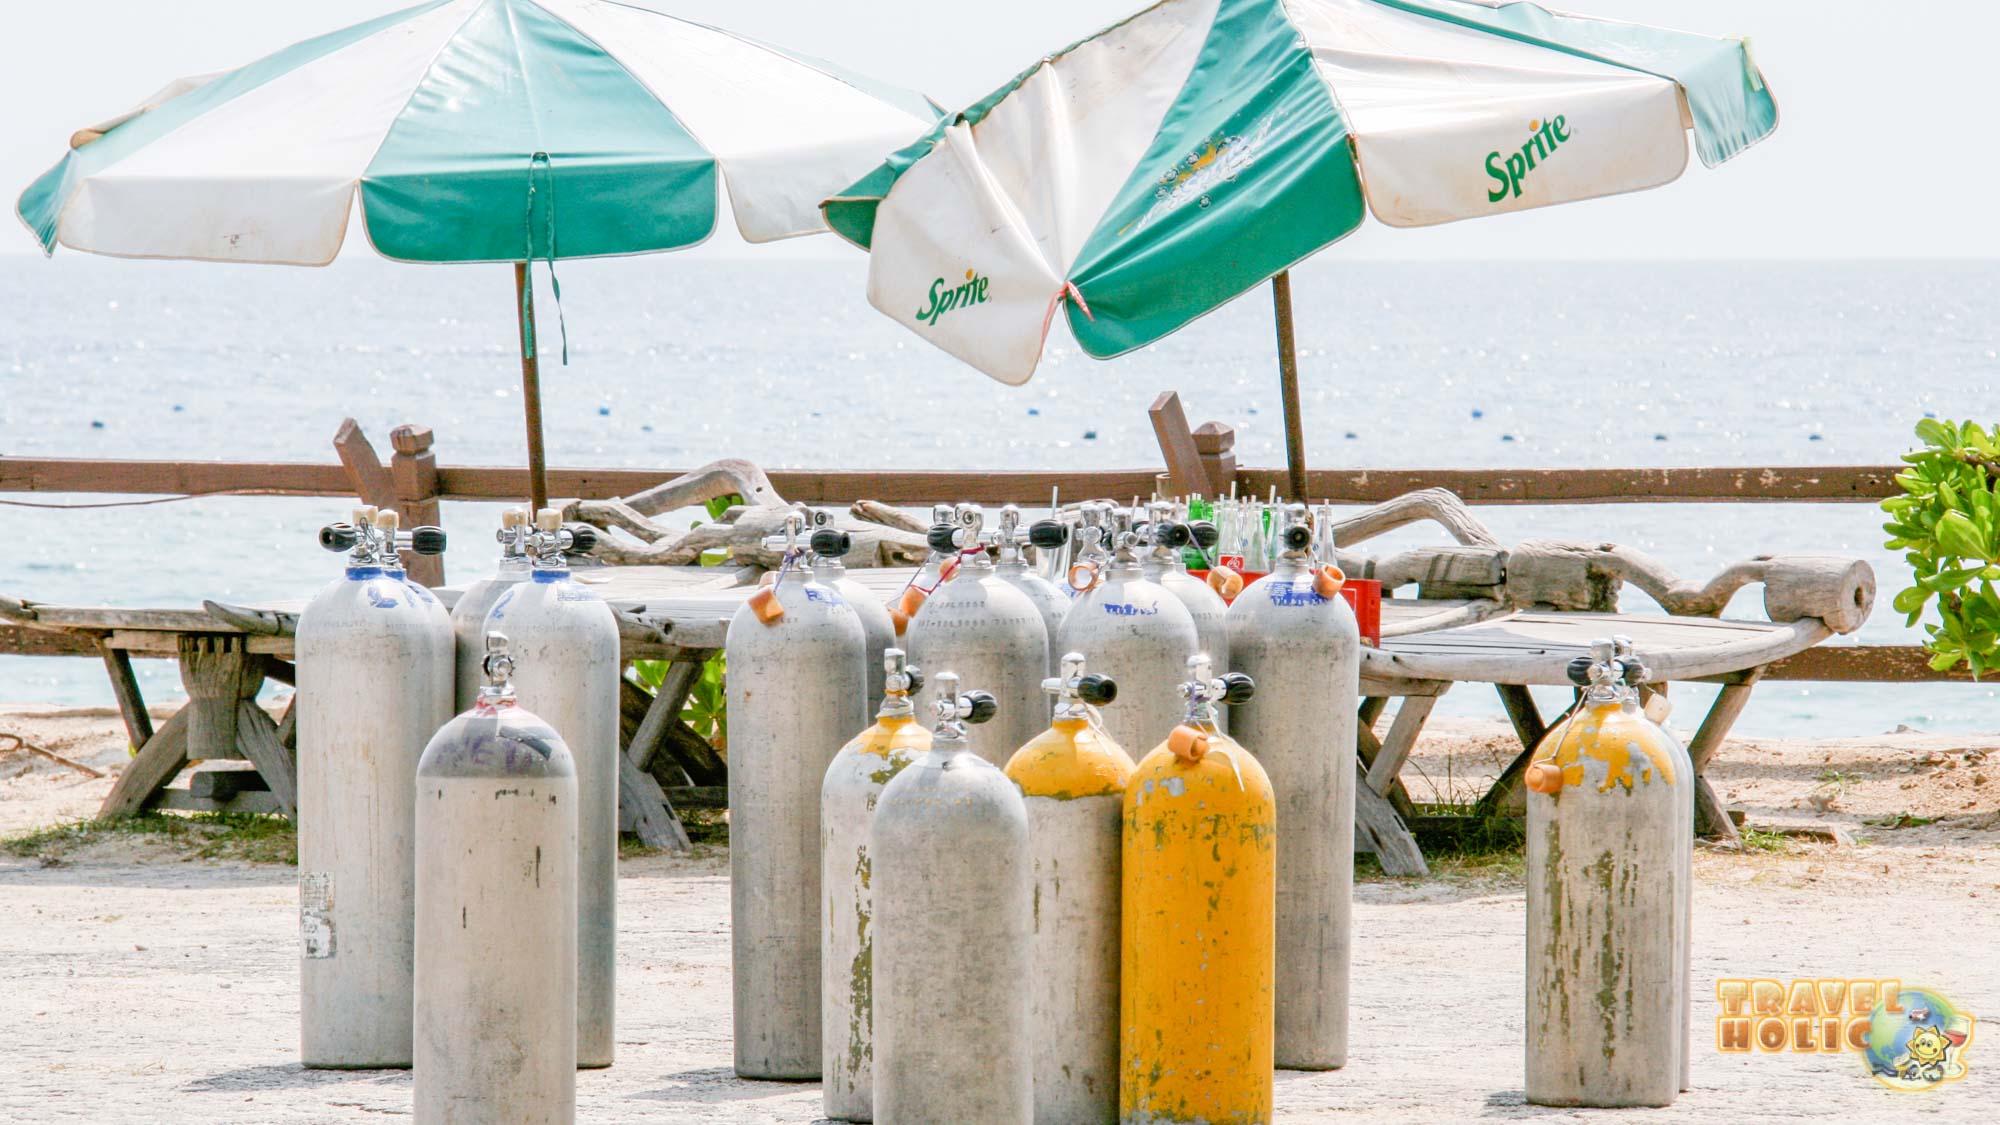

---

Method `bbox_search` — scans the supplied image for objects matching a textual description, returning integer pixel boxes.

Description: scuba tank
[414,633,578,1121]
[872,674,1031,1125]
[904,504,1049,767]
[296,507,452,1068]
[483,508,621,1069]
[820,649,929,1123]
[725,510,869,1080]
[1225,509,1358,1070]
[1057,508,1199,757]
[806,507,896,719]
[888,503,958,635]
[450,507,531,711]
[1142,502,1231,712]
[1122,657,1269,1125]
[993,504,1072,677]
[1524,639,1693,1108]
[1003,654,1130,1125]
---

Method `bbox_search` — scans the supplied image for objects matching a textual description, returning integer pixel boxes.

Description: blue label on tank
[1268,583,1327,607]
[344,566,384,580]
[489,588,517,619]
[804,586,847,607]
[1101,602,1158,616]
[365,584,401,610]
[531,569,566,584]
[555,585,598,604]
[406,582,439,604]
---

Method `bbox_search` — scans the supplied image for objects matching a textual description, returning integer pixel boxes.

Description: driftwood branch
[566,460,929,570]
[1328,488,1501,550]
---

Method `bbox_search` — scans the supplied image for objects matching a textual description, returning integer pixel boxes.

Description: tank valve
[1169,655,1255,761]
[1043,651,1118,719]
[477,631,518,710]
[883,648,924,698]
[932,671,998,742]
[750,511,810,625]
[319,523,362,555]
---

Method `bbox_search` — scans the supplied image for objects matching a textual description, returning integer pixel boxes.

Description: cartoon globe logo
[1863,988,1973,1090]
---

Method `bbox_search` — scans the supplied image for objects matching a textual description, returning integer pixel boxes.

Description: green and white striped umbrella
[824,0,1775,491]
[18,0,938,507]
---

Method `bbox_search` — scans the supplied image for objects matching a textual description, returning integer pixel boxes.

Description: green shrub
[1882,418,2000,676]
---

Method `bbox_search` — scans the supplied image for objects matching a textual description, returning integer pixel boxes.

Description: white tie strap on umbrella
[824,0,1776,497]
[19,0,940,510]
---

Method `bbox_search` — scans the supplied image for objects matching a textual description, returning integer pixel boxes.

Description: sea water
[2,253,1995,736]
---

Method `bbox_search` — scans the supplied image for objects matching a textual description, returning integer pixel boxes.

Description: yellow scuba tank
[1524,638,1693,1108]
[1121,656,1272,1125]
[1004,653,1131,1125]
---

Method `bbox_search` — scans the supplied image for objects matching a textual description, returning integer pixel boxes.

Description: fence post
[389,424,445,588]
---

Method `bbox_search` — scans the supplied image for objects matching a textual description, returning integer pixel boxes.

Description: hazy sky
[5,0,1996,260]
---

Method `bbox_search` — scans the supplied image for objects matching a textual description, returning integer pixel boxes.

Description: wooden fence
[2,451,1964,683]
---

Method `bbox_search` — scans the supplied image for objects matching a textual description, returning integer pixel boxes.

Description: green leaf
[1936,511,1992,561]
[1916,417,1955,448]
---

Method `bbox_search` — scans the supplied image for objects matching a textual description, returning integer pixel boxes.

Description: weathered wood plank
[1762,644,1978,682]
[1148,391,1211,498]
[0,625,99,657]
[98,707,191,819]
[618,751,691,854]
[332,418,394,511]
[4,456,1906,506]
[663,785,728,810]
[153,788,284,816]
[189,766,270,800]
[1366,693,1443,798]
[99,640,153,751]
[1354,767,1429,877]
[234,701,299,819]
[1241,466,1902,505]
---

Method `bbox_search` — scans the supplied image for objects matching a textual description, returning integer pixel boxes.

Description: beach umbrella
[18,0,939,512]
[823,0,1776,498]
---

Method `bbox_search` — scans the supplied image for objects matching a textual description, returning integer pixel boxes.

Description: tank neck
[811,556,847,577]
[346,565,385,580]
[876,691,915,722]
[1273,554,1310,576]
[957,551,995,575]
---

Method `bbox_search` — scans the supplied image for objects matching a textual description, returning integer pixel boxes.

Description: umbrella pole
[1272,270,1309,501]
[514,262,550,515]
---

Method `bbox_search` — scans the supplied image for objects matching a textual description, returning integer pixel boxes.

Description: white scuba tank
[414,633,578,1123]
[484,508,621,1069]
[725,512,869,1080]
[451,507,531,711]
[1225,516,1359,1070]
[1056,521,1199,758]
[1524,640,1694,1108]
[992,504,1072,679]
[1002,655,1130,1125]
[904,505,1048,767]
[296,508,452,1069]
[820,649,930,1122]
[806,509,896,719]
[872,674,1031,1125]
[1142,509,1231,727]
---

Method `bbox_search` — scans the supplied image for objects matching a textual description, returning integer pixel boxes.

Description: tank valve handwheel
[319,523,360,553]
[409,527,449,556]
[1077,675,1117,707]
[1027,520,1070,549]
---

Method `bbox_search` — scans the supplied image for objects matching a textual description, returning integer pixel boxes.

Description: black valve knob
[319,523,359,552]
[1618,659,1646,685]
[810,528,852,558]
[1566,656,1596,687]
[567,524,600,553]
[1219,672,1256,706]
[1077,674,1117,707]
[1190,521,1219,549]
[409,527,448,556]
[963,691,999,725]
[1156,523,1193,549]
[1282,525,1313,552]
[903,667,925,696]
[926,525,958,553]
[1027,520,1069,549]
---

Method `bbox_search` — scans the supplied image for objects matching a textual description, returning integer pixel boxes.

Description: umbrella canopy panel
[19,0,939,265]
[824,0,1776,384]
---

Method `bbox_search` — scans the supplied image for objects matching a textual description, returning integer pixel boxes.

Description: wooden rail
[2,455,1902,506]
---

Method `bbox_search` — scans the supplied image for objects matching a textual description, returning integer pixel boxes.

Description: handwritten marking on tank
[1102,603,1160,616]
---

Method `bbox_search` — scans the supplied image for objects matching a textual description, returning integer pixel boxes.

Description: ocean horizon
[4,253,1996,736]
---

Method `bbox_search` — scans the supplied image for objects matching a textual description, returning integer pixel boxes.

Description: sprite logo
[916,268,990,326]
[1485,115,1570,203]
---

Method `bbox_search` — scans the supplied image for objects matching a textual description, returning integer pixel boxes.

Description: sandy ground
[2,705,1997,1122]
